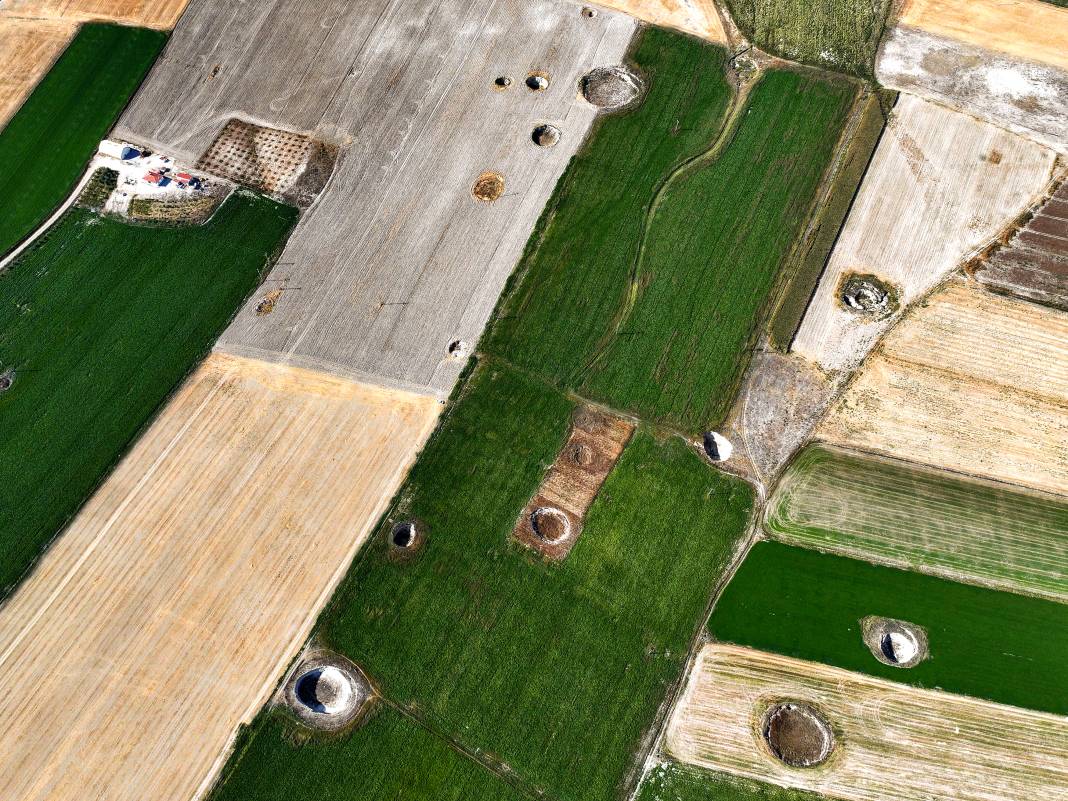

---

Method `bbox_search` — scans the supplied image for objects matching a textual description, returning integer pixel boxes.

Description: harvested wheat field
[818,280,1068,496]
[897,0,1068,70]
[0,0,188,29]
[792,94,1055,371]
[0,352,440,801]
[666,643,1068,801]
[592,0,725,42]
[0,17,74,128]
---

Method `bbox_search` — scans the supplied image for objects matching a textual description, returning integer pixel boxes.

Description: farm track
[666,643,1068,801]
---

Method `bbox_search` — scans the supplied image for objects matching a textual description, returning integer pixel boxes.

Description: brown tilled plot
[0,352,440,801]
[975,178,1068,309]
[513,407,634,560]
[0,0,190,29]
[666,643,1068,801]
[0,17,75,128]
[817,280,1068,496]
[591,0,726,43]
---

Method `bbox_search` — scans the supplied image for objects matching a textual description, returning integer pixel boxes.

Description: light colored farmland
[767,444,1068,602]
[792,94,1055,371]
[0,352,440,801]
[899,0,1068,70]
[116,0,635,396]
[666,643,1068,801]
[0,0,188,29]
[818,280,1068,497]
[592,0,725,43]
[0,17,75,128]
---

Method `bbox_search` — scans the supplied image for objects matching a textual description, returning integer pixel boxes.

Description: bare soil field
[898,0,1068,70]
[592,0,726,43]
[115,0,634,396]
[0,352,440,801]
[0,17,74,128]
[666,643,1068,801]
[818,280,1068,496]
[512,406,633,560]
[0,0,189,29]
[791,94,1055,372]
[975,175,1068,309]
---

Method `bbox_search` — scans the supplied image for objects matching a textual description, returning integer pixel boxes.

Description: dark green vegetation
[0,194,297,597]
[77,168,119,212]
[210,357,755,801]
[723,0,894,77]
[0,24,165,258]
[709,541,1068,715]
[766,444,1068,603]
[211,706,526,801]
[487,28,855,431]
[637,762,823,801]
[768,90,889,348]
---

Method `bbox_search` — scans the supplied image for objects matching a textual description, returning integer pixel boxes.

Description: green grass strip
[766,444,1068,603]
[237,357,751,801]
[637,762,823,801]
[723,0,893,77]
[709,541,1068,715]
[210,706,527,801]
[0,195,298,598]
[487,29,855,431]
[0,23,166,259]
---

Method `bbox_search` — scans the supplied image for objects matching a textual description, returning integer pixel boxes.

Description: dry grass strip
[0,351,440,801]
[666,643,1068,801]
[818,280,1068,496]
[0,0,188,29]
[792,94,1055,372]
[0,17,75,128]
[899,0,1068,71]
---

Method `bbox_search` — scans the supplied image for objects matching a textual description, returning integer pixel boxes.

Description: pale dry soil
[792,94,1055,372]
[666,643,1068,801]
[818,280,1068,497]
[0,0,188,29]
[0,17,75,128]
[0,352,440,801]
[591,0,726,43]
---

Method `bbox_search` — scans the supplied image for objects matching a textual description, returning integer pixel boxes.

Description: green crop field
[637,762,822,801]
[709,541,1068,715]
[0,194,297,598]
[0,23,165,259]
[487,28,855,432]
[722,0,894,77]
[766,445,1068,603]
[211,706,526,801]
[210,357,755,801]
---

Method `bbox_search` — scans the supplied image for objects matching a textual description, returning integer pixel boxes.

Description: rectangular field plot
[708,542,1068,715]
[0,22,164,259]
[0,0,189,29]
[666,644,1068,801]
[593,0,726,42]
[209,359,755,801]
[818,280,1068,496]
[0,17,75,129]
[766,445,1068,602]
[0,353,441,801]
[116,0,634,395]
[488,32,856,431]
[637,762,823,801]
[791,94,1056,371]
[0,194,296,600]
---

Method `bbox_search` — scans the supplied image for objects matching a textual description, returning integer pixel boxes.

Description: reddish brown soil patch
[512,407,634,561]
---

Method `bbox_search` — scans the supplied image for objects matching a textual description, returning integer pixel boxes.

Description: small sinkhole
[526,73,550,91]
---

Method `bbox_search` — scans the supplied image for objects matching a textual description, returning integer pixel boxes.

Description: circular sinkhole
[447,339,470,360]
[761,701,835,768]
[531,123,561,147]
[284,654,372,731]
[493,75,512,89]
[701,431,733,462]
[530,507,571,544]
[472,171,505,202]
[391,521,416,549]
[861,616,928,668]
[0,370,14,393]
[838,273,899,318]
[296,666,354,715]
[580,66,644,110]
[569,442,594,468]
[581,6,598,17]
[526,72,550,91]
